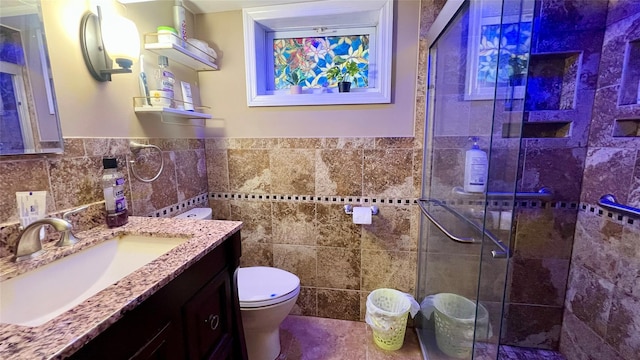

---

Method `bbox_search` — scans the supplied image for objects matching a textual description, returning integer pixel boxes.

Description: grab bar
[452,187,553,201]
[418,199,510,258]
[598,194,640,219]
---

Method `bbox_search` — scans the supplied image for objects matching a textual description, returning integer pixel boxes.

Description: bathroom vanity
[0,216,246,360]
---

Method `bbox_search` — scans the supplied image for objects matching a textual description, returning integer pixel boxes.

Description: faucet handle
[58,205,89,247]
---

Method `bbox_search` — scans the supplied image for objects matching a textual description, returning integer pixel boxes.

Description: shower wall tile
[606,0,640,25]
[316,203,361,248]
[361,205,414,252]
[538,0,608,32]
[588,86,640,149]
[508,257,569,307]
[429,148,464,196]
[519,147,586,202]
[580,147,636,204]
[500,304,563,349]
[514,208,578,260]
[565,263,614,337]
[316,247,361,290]
[630,152,640,207]
[571,212,623,282]
[317,289,361,321]
[272,202,316,246]
[227,149,271,193]
[363,149,414,197]
[598,10,640,89]
[270,149,316,195]
[316,149,362,196]
[560,312,622,360]
[605,289,640,359]
[423,253,480,300]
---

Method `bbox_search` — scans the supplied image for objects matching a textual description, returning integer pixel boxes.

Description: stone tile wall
[560,1,640,359]
[0,137,209,257]
[205,137,423,321]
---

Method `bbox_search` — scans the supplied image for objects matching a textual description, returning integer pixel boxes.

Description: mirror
[0,0,63,155]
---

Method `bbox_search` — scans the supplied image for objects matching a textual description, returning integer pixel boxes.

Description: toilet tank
[175,208,212,220]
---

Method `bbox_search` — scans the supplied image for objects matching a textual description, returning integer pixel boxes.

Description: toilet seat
[238,267,300,308]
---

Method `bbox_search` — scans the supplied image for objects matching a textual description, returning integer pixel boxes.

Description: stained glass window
[273,35,369,90]
[477,21,532,87]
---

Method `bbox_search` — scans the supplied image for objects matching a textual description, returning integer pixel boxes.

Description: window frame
[242,0,393,107]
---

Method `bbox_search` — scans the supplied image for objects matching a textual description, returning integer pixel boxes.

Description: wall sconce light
[80,6,140,82]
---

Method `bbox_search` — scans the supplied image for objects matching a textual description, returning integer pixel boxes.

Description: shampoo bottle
[464,137,488,193]
[102,157,128,228]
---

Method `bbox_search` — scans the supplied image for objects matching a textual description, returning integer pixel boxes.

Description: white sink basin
[0,234,188,327]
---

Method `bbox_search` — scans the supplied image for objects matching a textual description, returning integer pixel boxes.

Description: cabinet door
[183,269,234,360]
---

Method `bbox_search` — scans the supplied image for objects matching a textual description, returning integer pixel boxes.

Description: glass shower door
[416,0,534,359]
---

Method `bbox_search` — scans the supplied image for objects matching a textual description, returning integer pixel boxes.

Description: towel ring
[129,141,164,183]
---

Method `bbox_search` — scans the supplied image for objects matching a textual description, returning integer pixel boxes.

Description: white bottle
[464,137,488,193]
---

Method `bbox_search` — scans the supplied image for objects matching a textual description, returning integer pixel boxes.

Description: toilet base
[241,294,298,360]
[244,327,281,360]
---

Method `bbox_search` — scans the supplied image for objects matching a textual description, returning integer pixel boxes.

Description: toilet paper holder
[344,204,379,216]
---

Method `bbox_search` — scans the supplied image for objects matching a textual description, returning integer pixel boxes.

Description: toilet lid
[238,267,300,308]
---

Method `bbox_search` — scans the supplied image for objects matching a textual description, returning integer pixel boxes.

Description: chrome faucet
[14,218,72,262]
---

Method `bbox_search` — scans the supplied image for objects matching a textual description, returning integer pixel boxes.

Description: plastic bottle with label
[102,157,129,228]
[463,137,488,193]
[154,55,175,107]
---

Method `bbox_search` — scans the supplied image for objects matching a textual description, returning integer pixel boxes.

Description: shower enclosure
[414,0,583,358]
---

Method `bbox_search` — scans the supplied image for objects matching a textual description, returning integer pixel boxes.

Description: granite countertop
[0,216,242,360]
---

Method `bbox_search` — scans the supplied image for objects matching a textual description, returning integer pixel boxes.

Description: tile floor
[277,315,567,360]
[278,315,423,360]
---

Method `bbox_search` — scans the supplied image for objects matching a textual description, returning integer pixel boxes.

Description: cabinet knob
[205,314,219,331]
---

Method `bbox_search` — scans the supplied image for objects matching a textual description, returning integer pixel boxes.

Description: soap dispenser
[464,137,488,193]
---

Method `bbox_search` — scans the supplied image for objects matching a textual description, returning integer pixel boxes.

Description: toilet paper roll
[353,206,372,225]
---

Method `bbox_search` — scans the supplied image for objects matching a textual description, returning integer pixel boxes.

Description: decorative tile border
[580,202,637,226]
[209,192,417,206]
[147,193,210,218]
[209,192,582,212]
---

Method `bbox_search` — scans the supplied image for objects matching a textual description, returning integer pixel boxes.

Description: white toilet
[176,208,300,360]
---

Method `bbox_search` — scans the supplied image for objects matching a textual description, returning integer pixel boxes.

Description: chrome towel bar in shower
[418,199,510,259]
[598,194,640,219]
[452,187,553,201]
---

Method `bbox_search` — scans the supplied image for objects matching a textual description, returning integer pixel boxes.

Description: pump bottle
[464,137,488,193]
[102,157,129,228]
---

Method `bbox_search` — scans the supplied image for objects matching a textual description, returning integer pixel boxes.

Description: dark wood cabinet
[68,231,246,360]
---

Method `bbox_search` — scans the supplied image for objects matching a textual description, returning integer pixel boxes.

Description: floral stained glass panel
[273,35,369,90]
[476,21,532,88]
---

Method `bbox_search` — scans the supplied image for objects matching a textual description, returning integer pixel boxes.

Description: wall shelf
[133,97,211,127]
[134,106,212,119]
[144,34,218,71]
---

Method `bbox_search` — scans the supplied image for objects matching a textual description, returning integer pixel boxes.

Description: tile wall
[0,137,209,257]
[205,137,423,321]
[560,1,640,359]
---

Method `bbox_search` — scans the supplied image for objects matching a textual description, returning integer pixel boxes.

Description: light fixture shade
[100,14,140,68]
